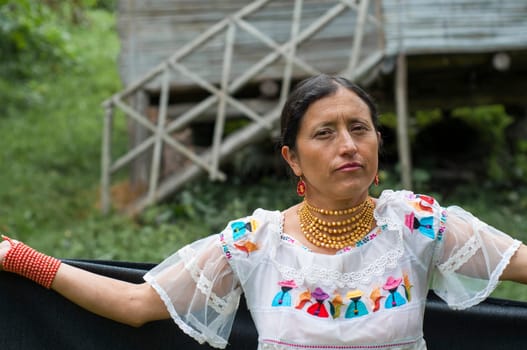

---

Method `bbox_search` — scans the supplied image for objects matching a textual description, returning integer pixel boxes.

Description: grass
[0,10,131,254]
[0,9,526,302]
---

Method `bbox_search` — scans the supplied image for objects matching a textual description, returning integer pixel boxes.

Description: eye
[314,128,334,138]
[350,123,370,133]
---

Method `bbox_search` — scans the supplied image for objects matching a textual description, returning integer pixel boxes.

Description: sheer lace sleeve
[431,205,521,310]
[143,235,242,349]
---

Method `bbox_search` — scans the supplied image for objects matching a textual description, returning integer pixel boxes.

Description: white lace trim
[437,235,480,273]
[145,275,215,347]
[374,190,406,232]
[448,239,522,310]
[374,212,402,232]
[272,231,404,288]
[179,245,240,315]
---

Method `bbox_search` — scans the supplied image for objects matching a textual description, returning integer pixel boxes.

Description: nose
[338,130,358,155]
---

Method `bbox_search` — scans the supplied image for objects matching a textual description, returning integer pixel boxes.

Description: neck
[303,193,370,213]
[298,197,375,250]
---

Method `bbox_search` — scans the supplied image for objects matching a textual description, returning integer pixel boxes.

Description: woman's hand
[0,238,15,270]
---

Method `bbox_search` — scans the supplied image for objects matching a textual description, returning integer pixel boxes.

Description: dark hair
[279,74,379,150]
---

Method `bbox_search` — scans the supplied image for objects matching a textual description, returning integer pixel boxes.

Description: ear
[281,146,302,177]
[377,131,383,148]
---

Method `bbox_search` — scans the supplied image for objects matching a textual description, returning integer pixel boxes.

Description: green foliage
[380,109,442,139]
[513,150,527,181]
[165,176,298,233]
[33,212,198,262]
[452,105,513,141]
[382,104,522,189]
[0,1,72,71]
[0,0,116,115]
[0,9,123,251]
[452,105,514,183]
[379,112,397,129]
[0,0,73,114]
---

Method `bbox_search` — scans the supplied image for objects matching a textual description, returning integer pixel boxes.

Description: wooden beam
[101,105,113,214]
[395,53,412,189]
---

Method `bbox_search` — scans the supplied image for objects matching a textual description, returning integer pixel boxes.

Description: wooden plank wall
[382,0,527,55]
[117,1,527,91]
[117,0,382,90]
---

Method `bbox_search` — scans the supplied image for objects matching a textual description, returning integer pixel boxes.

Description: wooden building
[101,0,527,213]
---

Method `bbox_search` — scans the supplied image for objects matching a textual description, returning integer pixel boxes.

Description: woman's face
[282,86,380,207]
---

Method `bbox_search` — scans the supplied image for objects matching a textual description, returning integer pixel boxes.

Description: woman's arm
[0,239,169,327]
[52,263,170,327]
[501,243,527,284]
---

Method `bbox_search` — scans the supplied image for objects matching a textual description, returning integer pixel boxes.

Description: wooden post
[211,21,235,181]
[147,66,170,204]
[395,53,412,189]
[347,0,369,75]
[129,90,150,190]
[101,103,113,214]
[279,0,302,106]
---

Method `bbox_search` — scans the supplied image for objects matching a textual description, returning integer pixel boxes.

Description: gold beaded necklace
[298,197,375,250]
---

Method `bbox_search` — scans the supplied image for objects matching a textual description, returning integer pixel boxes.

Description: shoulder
[375,190,446,241]
[226,208,281,240]
[376,189,439,207]
[218,208,282,260]
[376,190,442,215]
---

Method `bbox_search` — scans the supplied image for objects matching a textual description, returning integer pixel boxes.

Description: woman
[2,74,527,349]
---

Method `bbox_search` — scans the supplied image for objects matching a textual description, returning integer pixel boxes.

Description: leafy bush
[0,0,73,114]
[0,0,116,116]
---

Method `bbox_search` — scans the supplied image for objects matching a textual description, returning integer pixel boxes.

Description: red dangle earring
[296,177,306,196]
[374,173,380,186]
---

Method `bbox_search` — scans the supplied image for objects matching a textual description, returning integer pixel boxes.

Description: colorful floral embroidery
[306,287,330,318]
[413,194,435,213]
[404,212,414,232]
[345,290,369,318]
[219,233,232,260]
[231,219,259,256]
[329,292,344,319]
[231,219,258,241]
[280,234,313,252]
[272,280,297,307]
[404,212,435,239]
[355,227,382,247]
[382,276,407,308]
[281,234,296,245]
[369,287,384,312]
[402,272,413,302]
[295,289,312,309]
[275,273,412,320]
[438,209,447,242]
[234,240,258,256]
[415,216,434,239]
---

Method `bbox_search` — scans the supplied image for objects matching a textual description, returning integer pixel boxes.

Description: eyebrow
[312,115,369,127]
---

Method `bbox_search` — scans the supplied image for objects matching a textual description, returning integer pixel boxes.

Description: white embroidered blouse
[144,190,521,350]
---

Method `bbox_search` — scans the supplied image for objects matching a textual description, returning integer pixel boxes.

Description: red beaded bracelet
[2,236,61,289]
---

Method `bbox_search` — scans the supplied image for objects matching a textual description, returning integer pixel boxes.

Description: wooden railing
[101,0,385,214]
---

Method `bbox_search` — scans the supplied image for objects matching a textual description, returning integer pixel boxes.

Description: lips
[336,162,362,171]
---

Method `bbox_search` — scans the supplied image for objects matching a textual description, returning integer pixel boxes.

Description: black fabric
[1,259,526,350]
